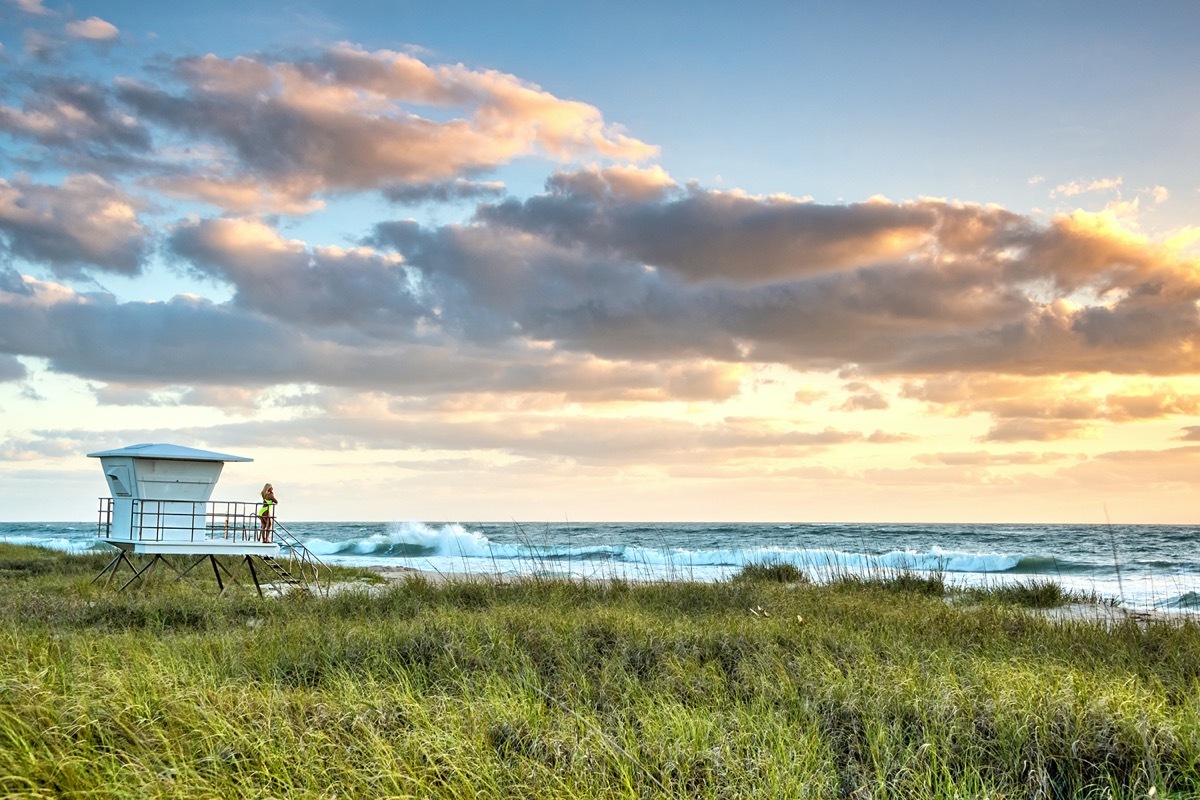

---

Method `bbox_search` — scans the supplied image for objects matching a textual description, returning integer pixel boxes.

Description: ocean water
[3,520,1197,614]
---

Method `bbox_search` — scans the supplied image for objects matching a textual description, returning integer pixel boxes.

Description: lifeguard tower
[89,443,327,594]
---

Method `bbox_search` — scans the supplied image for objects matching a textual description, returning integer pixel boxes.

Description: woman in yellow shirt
[258,483,277,542]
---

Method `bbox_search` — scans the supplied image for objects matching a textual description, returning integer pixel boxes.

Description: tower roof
[86,443,253,462]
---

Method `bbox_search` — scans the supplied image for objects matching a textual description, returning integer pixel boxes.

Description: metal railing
[96,497,276,544]
[95,497,332,594]
[272,521,332,593]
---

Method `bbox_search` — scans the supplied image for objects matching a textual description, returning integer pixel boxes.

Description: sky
[2,1,1200,524]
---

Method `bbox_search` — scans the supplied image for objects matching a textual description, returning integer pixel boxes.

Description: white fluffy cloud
[65,16,118,41]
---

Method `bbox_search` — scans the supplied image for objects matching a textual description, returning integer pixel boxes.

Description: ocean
[4,520,1197,614]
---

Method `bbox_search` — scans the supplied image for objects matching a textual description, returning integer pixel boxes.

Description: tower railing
[96,497,278,544]
[94,497,332,594]
[271,521,332,593]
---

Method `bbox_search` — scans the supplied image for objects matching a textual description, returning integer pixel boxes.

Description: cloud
[0,431,85,461]
[914,451,1071,466]
[367,171,1200,379]
[793,388,827,404]
[22,30,60,62]
[148,175,326,216]
[838,381,889,411]
[1057,445,1200,493]
[984,419,1091,442]
[1177,426,1200,442]
[382,179,506,205]
[5,163,1198,422]
[866,430,915,444]
[1051,177,1122,198]
[479,174,941,283]
[113,44,657,213]
[11,0,52,15]
[0,354,28,381]
[1,30,1198,442]
[89,382,263,411]
[0,78,152,152]
[0,271,744,403]
[91,384,169,406]
[901,373,1200,439]
[65,16,118,41]
[163,413,871,467]
[0,175,150,276]
[168,216,429,337]
[1105,391,1200,421]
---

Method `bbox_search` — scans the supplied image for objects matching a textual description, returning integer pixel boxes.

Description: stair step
[258,556,302,584]
[254,525,329,593]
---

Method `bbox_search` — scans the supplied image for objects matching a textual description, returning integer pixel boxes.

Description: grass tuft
[731,560,808,584]
[977,578,1072,608]
[832,566,947,597]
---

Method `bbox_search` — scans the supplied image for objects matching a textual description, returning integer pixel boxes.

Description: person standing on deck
[259,483,277,542]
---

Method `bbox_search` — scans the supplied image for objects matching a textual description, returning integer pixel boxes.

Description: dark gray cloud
[168,217,430,339]
[0,272,739,401]
[0,174,150,276]
[369,176,1200,378]
[479,186,944,283]
[0,76,151,153]
[382,179,505,205]
[5,163,1198,440]
[0,353,27,381]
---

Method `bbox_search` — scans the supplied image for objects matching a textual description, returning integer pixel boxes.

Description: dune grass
[0,543,1198,798]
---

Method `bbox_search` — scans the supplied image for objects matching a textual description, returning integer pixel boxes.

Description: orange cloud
[985,418,1092,442]
[115,45,657,213]
[901,373,1200,441]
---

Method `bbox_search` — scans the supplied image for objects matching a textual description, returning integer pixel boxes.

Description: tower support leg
[244,555,264,598]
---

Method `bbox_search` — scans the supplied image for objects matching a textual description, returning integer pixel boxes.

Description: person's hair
[261,483,273,501]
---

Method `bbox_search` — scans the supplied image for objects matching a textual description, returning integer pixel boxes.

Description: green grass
[730,560,808,584]
[0,543,1198,798]
[967,577,1104,609]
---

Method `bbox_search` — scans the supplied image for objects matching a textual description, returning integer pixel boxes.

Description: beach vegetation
[0,543,1197,799]
[968,577,1088,609]
[830,565,947,597]
[731,560,808,584]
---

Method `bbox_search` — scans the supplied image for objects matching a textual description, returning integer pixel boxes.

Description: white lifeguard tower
[89,443,327,594]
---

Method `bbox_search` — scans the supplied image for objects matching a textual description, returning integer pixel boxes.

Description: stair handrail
[271,521,333,594]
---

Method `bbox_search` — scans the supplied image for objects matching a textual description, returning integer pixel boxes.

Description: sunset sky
[3,1,1200,523]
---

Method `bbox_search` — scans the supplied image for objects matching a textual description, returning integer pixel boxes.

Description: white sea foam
[2,519,1195,613]
[1,534,97,554]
